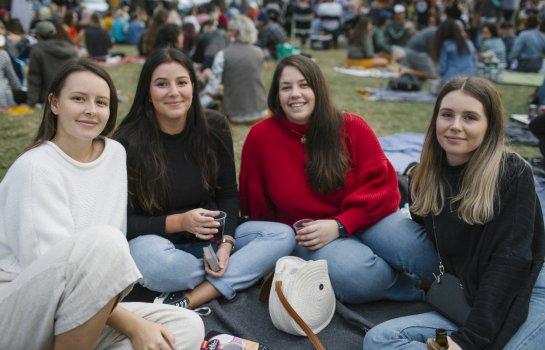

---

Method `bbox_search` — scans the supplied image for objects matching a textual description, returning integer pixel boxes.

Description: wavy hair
[268,55,349,193]
[410,76,510,224]
[113,48,218,214]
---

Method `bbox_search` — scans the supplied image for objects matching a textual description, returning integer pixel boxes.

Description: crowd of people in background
[0,0,545,115]
[2,0,545,349]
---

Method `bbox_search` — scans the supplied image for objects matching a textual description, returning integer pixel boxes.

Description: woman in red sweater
[239,55,437,303]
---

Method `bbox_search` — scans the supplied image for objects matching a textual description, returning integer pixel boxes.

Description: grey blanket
[200,284,432,349]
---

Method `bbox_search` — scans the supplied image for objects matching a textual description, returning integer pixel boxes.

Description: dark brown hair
[268,55,349,193]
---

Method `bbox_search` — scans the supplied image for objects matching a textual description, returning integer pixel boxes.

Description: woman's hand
[170,208,220,240]
[107,305,175,350]
[295,219,339,250]
[204,241,231,277]
[129,317,176,350]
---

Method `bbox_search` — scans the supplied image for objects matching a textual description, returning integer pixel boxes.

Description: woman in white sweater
[0,59,204,350]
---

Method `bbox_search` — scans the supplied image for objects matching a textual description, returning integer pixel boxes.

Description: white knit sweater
[0,138,127,282]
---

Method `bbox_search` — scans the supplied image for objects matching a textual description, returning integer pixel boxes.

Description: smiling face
[149,61,193,134]
[435,90,488,166]
[278,65,316,125]
[50,71,110,146]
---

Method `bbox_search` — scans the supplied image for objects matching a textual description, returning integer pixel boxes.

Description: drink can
[540,105,545,114]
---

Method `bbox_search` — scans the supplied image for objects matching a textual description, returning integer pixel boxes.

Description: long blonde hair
[411,77,509,225]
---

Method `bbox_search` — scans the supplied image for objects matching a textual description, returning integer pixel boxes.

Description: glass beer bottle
[435,328,449,348]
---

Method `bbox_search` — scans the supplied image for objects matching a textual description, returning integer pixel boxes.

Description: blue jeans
[364,264,545,349]
[129,221,296,300]
[294,211,438,303]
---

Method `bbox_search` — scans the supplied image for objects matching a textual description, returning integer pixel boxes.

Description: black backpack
[388,73,422,92]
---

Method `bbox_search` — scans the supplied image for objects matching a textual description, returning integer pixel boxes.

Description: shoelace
[153,292,212,316]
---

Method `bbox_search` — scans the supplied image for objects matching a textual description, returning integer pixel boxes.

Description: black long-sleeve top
[120,110,239,243]
[412,154,545,349]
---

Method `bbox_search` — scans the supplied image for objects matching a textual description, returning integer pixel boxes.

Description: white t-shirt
[0,138,127,281]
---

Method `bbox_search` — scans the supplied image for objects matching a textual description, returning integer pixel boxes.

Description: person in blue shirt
[111,9,129,44]
[479,22,506,65]
[430,19,476,91]
[509,14,545,72]
[126,10,146,46]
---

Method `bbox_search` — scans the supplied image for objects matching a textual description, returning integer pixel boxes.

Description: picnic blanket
[199,283,431,349]
[358,87,437,103]
[506,121,539,146]
[334,66,398,79]
[494,71,544,87]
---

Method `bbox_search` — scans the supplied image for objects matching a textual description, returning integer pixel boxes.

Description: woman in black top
[364,76,545,349]
[114,48,295,310]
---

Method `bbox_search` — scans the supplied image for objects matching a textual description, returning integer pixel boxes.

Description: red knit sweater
[239,113,400,236]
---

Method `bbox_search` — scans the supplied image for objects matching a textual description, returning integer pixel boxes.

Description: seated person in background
[256,12,288,60]
[347,16,389,68]
[509,14,545,72]
[397,25,438,80]
[154,23,184,50]
[111,8,129,44]
[0,34,22,111]
[201,15,269,124]
[479,22,507,66]
[83,12,113,61]
[430,19,476,92]
[126,10,146,46]
[113,48,295,310]
[364,76,545,350]
[0,58,204,350]
[140,9,169,57]
[27,20,77,108]
[371,10,394,59]
[240,55,438,304]
[385,4,414,47]
[292,0,314,49]
[500,21,516,68]
[314,0,343,48]
[192,19,226,72]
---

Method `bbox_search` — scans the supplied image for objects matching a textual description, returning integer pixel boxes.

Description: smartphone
[203,244,220,272]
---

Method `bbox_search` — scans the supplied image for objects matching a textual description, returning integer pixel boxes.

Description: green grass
[0,46,540,179]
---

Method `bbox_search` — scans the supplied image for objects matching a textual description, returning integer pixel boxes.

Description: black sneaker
[154,292,189,308]
[154,292,212,316]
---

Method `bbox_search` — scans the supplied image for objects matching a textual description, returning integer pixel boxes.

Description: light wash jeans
[294,211,439,303]
[363,264,545,349]
[129,221,296,300]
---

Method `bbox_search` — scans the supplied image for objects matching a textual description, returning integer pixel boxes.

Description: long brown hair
[268,55,349,193]
[411,76,509,224]
[113,48,219,214]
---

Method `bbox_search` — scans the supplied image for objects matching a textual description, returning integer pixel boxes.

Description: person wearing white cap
[385,4,414,47]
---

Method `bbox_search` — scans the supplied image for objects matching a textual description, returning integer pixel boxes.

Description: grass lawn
[0,45,540,179]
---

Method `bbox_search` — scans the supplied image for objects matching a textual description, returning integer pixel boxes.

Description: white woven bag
[268,256,336,337]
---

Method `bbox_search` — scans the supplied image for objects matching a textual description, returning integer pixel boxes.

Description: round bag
[268,256,336,336]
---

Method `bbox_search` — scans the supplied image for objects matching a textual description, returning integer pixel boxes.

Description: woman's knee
[363,323,393,349]
[129,235,172,264]
[237,221,296,251]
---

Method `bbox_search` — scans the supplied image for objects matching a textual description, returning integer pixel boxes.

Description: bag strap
[275,280,326,350]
